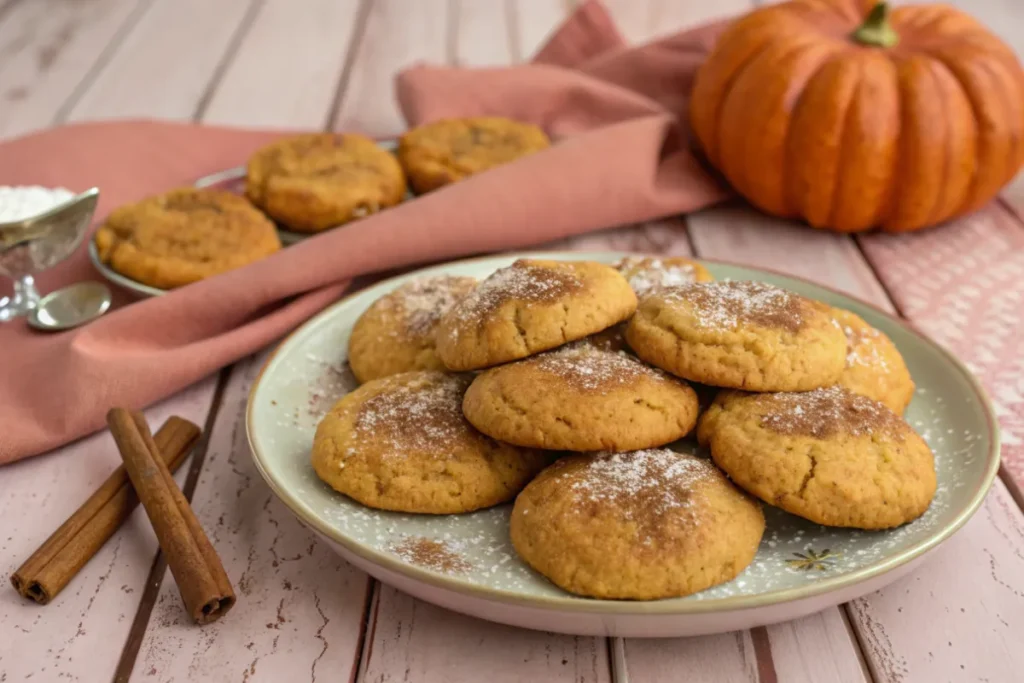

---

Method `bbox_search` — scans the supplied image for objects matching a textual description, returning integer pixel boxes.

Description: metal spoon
[27,281,112,331]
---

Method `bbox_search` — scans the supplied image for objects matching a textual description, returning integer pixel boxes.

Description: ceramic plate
[245,251,999,637]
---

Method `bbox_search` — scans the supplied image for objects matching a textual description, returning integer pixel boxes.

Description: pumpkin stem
[852,2,899,48]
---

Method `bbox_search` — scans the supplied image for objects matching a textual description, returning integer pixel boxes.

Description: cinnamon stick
[11,416,201,604]
[107,408,235,624]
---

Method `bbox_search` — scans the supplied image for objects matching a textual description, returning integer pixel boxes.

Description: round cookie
[510,449,765,599]
[833,307,915,413]
[312,371,551,514]
[626,280,846,391]
[697,387,936,529]
[398,117,550,194]
[246,133,406,232]
[615,255,714,298]
[463,342,699,452]
[348,275,478,383]
[436,259,637,371]
[94,188,281,289]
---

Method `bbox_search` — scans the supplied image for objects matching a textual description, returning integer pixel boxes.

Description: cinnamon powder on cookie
[759,386,906,439]
[664,280,806,333]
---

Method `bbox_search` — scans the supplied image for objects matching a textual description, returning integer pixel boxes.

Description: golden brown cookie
[697,387,936,529]
[615,255,714,297]
[348,275,478,383]
[463,342,699,452]
[94,188,281,289]
[510,449,765,599]
[246,133,406,232]
[833,308,915,413]
[626,280,846,391]
[311,372,551,514]
[398,117,550,193]
[436,259,637,371]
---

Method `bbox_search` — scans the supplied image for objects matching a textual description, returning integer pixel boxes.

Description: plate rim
[87,239,166,298]
[245,250,1001,616]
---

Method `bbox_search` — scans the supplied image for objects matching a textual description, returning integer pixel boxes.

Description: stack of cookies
[93,117,548,290]
[311,256,936,601]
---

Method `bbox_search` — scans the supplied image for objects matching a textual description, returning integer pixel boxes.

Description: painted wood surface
[0,376,218,682]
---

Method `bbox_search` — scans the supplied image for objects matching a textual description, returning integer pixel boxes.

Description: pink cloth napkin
[0,1,732,463]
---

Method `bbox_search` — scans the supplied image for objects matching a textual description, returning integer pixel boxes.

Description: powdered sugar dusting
[617,256,701,297]
[354,374,470,455]
[534,341,663,391]
[390,536,472,574]
[447,259,583,326]
[760,386,905,439]
[663,280,805,333]
[843,323,890,370]
[380,275,477,336]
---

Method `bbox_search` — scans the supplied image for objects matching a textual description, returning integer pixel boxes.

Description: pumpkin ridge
[920,57,956,228]
[825,59,867,231]
[922,57,977,227]
[974,56,1024,207]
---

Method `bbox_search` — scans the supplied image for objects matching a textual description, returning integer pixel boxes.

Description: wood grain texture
[0,377,218,683]
[624,630,758,682]
[201,0,363,129]
[65,0,256,121]
[128,355,371,683]
[332,0,449,137]
[360,583,612,683]
[0,0,145,138]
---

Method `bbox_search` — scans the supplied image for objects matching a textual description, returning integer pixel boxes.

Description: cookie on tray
[833,307,915,413]
[463,342,699,452]
[626,280,846,391]
[615,255,714,298]
[697,387,936,529]
[510,449,764,599]
[398,117,550,194]
[246,133,406,232]
[94,188,281,289]
[348,275,478,383]
[312,372,551,514]
[436,259,637,371]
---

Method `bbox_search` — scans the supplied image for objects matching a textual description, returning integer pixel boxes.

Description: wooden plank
[64,0,255,122]
[0,0,145,138]
[624,631,758,682]
[360,584,611,683]
[332,0,449,138]
[510,0,572,61]
[452,0,515,67]
[200,0,363,129]
[690,204,1024,681]
[127,353,372,682]
[0,376,218,683]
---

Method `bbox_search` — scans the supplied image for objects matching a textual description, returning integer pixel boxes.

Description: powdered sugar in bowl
[0,185,100,322]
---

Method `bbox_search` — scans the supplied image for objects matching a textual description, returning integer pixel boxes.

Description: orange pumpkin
[690,0,1024,232]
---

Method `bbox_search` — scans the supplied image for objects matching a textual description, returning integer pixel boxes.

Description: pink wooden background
[1,1,1023,681]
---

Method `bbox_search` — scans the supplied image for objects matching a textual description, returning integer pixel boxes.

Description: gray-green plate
[245,251,999,637]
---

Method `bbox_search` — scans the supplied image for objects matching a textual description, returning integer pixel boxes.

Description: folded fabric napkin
[0,1,731,463]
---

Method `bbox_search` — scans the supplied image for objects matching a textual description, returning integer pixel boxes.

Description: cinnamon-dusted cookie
[312,372,551,514]
[436,259,637,371]
[246,133,406,232]
[615,255,714,298]
[833,308,915,413]
[348,275,478,383]
[697,387,936,529]
[510,449,764,599]
[463,342,699,452]
[626,280,846,391]
[94,188,281,289]
[398,117,550,194]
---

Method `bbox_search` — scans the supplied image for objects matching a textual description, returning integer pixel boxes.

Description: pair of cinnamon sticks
[11,409,235,625]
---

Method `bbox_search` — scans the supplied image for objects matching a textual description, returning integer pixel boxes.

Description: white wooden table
[2,1,1024,681]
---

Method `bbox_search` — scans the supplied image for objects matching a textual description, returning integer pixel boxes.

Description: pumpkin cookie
[697,387,936,529]
[615,255,714,297]
[833,308,915,413]
[312,372,551,514]
[246,133,406,232]
[463,342,699,452]
[436,259,637,371]
[398,117,550,193]
[511,449,764,599]
[94,188,281,289]
[626,280,846,391]
[348,275,478,383]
